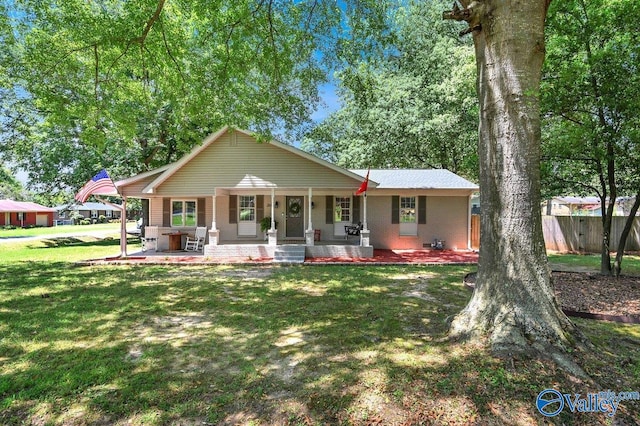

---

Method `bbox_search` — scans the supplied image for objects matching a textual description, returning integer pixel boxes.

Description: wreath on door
[288,201,301,216]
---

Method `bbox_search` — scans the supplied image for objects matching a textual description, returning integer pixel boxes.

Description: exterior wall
[146,192,472,249]
[367,195,470,250]
[0,211,53,227]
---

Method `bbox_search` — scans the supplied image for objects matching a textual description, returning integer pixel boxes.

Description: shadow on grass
[0,263,638,425]
[32,236,138,249]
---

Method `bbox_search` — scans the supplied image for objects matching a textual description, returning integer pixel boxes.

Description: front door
[285,196,304,238]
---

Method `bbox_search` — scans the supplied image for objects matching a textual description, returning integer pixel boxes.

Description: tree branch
[137,0,166,46]
[442,1,483,36]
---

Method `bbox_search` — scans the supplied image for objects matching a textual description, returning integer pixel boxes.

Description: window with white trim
[171,200,196,227]
[106,210,112,218]
[239,196,255,222]
[91,210,98,219]
[334,197,351,222]
[399,196,417,236]
[238,195,256,236]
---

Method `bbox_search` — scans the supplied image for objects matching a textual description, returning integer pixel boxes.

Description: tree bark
[614,192,640,277]
[447,0,587,373]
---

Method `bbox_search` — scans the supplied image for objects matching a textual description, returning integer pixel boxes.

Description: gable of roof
[138,127,373,194]
[350,169,478,190]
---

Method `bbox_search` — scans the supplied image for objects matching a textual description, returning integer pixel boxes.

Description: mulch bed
[464,271,640,324]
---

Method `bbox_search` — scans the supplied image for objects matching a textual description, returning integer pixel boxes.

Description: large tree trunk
[447,0,587,371]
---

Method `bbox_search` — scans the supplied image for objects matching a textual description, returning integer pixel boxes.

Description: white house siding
[153,132,361,196]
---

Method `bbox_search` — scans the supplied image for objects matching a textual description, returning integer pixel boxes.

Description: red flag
[75,169,118,203]
[355,169,369,195]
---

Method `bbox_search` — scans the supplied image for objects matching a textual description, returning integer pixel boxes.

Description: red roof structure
[0,199,56,227]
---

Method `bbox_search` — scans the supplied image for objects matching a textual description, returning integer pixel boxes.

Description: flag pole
[95,195,128,257]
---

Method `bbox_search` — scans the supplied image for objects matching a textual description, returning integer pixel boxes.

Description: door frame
[285,196,305,238]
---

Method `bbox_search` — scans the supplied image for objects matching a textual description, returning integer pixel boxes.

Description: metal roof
[350,169,478,190]
[0,199,56,212]
[54,202,122,212]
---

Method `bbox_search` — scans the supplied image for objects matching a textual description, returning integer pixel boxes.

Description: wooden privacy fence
[470,215,640,253]
[542,215,640,253]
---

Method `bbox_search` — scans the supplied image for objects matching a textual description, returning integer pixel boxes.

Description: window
[399,197,417,236]
[106,210,112,218]
[334,197,351,222]
[400,197,416,223]
[91,210,98,219]
[171,200,196,227]
[239,196,255,222]
[238,195,256,236]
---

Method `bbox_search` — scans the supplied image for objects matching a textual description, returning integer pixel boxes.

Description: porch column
[305,187,315,246]
[209,194,220,246]
[360,194,370,247]
[268,188,277,245]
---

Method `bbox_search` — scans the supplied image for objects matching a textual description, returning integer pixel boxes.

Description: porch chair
[344,222,363,240]
[142,226,158,251]
[184,226,207,251]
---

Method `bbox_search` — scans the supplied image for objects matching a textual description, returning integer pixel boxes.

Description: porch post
[305,187,315,245]
[208,194,220,246]
[360,194,370,247]
[268,188,277,245]
[270,188,276,231]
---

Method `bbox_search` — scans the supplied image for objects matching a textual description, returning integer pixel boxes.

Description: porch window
[239,196,255,221]
[238,195,257,236]
[171,200,197,227]
[334,197,351,222]
[334,197,351,236]
[399,196,417,236]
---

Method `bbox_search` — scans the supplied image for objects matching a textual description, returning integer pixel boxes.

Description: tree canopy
[0,0,394,202]
[302,1,478,180]
[541,0,640,274]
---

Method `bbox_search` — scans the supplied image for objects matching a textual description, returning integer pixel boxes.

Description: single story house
[541,196,627,217]
[116,127,478,258]
[55,202,122,224]
[0,199,55,227]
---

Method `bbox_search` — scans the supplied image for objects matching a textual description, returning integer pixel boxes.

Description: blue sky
[311,82,341,123]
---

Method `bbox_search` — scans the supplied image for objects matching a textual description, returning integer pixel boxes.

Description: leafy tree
[0,166,26,200]
[302,1,478,179]
[445,0,588,374]
[0,0,344,197]
[541,0,640,276]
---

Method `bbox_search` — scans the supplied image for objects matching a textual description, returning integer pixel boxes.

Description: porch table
[163,232,187,251]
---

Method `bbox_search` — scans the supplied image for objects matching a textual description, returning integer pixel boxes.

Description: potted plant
[260,216,277,240]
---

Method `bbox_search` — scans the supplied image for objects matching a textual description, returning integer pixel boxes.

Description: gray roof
[350,169,478,190]
[55,202,122,212]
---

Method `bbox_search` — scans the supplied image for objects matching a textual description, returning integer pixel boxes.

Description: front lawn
[1,241,639,424]
[0,222,123,238]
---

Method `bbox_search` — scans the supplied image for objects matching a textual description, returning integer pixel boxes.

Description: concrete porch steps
[273,245,306,263]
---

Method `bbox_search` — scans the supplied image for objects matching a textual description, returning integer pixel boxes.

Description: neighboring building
[542,196,627,216]
[116,127,478,258]
[55,202,122,224]
[0,199,55,227]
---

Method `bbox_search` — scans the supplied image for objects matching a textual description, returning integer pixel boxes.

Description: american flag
[75,169,118,203]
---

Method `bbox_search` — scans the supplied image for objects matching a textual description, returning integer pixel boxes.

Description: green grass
[548,252,640,275]
[0,222,124,238]
[0,239,639,425]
